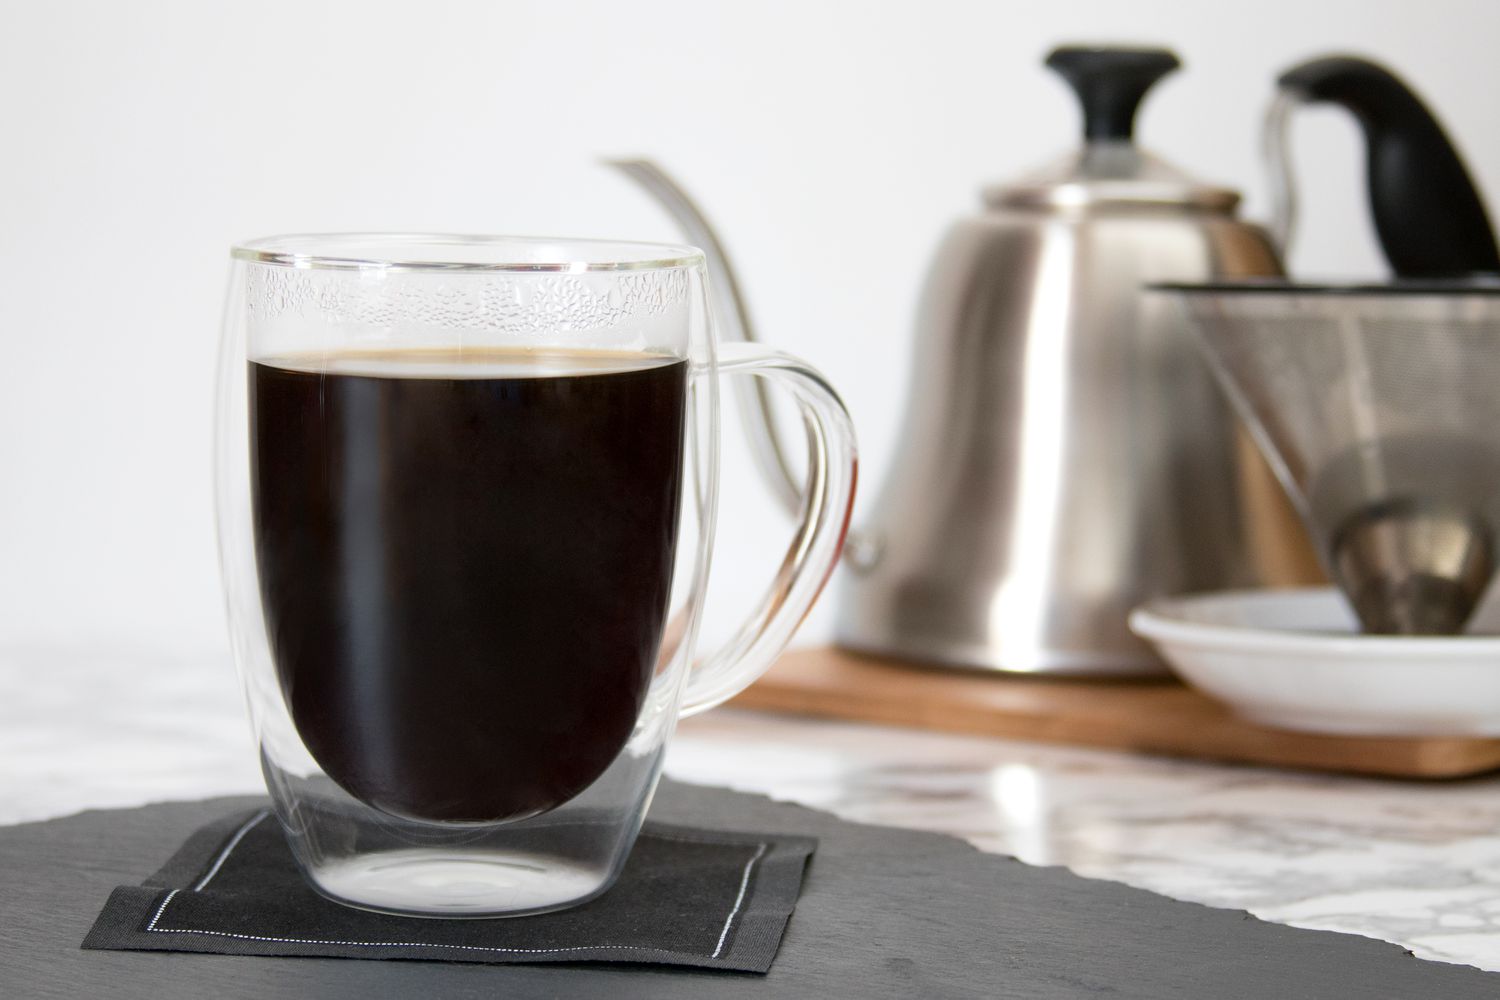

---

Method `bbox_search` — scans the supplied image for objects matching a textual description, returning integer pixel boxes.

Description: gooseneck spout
[605,158,804,515]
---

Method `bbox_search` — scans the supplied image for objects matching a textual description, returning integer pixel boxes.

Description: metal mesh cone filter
[1167,284,1500,635]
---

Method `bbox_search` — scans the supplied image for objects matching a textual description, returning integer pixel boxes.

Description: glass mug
[215,234,856,916]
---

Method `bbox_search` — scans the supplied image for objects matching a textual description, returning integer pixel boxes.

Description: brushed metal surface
[609,156,1317,677]
[836,205,1298,675]
[1331,500,1496,635]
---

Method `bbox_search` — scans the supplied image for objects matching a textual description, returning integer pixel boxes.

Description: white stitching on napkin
[144,829,771,960]
[192,810,269,891]
[713,842,767,958]
[145,889,180,931]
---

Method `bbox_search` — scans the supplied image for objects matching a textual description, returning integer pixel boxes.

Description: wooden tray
[731,646,1500,779]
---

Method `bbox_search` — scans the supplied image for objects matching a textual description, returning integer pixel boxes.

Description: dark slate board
[1,779,1494,998]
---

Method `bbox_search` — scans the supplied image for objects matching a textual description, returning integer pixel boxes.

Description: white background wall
[3,0,1497,656]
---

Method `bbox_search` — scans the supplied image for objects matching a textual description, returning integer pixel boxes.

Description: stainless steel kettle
[613,46,1323,678]
[835,46,1317,675]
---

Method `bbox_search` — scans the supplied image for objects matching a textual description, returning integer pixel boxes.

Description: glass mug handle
[680,341,858,715]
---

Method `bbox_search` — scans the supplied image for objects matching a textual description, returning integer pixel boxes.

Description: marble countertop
[4,641,1500,975]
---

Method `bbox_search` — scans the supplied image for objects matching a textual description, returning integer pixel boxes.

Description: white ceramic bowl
[1129,588,1500,736]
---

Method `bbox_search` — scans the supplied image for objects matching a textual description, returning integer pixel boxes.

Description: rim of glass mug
[231,233,705,273]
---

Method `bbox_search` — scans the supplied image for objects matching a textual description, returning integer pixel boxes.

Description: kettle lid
[987,46,1241,212]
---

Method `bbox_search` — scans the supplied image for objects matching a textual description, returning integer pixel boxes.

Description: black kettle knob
[1046,46,1181,143]
[1278,55,1499,278]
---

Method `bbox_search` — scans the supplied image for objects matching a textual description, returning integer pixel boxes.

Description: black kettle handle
[1278,56,1499,277]
[1046,46,1180,143]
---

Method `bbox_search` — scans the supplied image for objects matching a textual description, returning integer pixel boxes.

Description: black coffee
[250,349,688,823]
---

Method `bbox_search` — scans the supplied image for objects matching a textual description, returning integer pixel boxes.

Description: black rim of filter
[1149,279,1500,296]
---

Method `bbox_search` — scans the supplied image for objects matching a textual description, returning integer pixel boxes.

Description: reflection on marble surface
[670,711,1500,972]
[4,642,1500,973]
[0,644,265,825]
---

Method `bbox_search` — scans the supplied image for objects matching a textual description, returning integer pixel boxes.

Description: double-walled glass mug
[215,234,856,916]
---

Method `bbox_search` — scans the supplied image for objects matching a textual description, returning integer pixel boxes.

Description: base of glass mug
[304,849,622,918]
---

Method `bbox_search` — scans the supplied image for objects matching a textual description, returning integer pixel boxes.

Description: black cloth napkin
[82,807,815,974]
